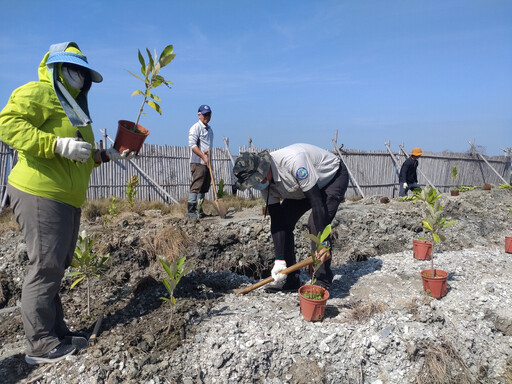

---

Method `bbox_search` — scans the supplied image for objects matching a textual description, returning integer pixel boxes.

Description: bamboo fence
[1,140,510,206]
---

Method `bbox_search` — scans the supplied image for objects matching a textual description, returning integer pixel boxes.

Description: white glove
[55,137,92,163]
[403,182,408,189]
[105,147,136,161]
[271,260,287,284]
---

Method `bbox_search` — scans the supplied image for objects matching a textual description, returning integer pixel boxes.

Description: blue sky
[1,0,511,156]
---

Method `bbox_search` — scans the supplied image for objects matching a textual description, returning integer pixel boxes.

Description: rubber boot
[197,193,206,218]
[187,193,198,218]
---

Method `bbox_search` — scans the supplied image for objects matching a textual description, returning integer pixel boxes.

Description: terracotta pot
[450,189,459,196]
[114,120,150,155]
[506,237,512,254]
[483,183,491,190]
[420,269,448,299]
[298,285,329,322]
[380,197,390,204]
[413,240,432,260]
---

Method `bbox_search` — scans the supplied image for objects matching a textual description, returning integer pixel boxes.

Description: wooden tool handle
[89,314,104,344]
[233,257,313,295]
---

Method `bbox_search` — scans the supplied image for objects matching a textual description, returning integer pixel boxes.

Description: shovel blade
[213,199,227,219]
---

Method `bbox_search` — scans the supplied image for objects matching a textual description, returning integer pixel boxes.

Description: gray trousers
[8,185,81,356]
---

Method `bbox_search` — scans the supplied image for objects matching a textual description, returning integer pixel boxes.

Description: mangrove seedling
[68,230,110,316]
[451,166,458,192]
[160,256,193,335]
[303,224,332,300]
[414,186,456,276]
[126,175,139,208]
[128,44,176,130]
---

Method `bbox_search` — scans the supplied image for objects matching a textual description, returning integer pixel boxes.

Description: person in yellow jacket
[0,42,134,365]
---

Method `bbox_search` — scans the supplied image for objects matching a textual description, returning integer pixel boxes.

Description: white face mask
[253,181,269,191]
[62,65,85,90]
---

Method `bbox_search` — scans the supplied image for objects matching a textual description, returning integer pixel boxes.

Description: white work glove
[270,260,287,286]
[105,147,137,161]
[403,182,408,189]
[55,137,92,163]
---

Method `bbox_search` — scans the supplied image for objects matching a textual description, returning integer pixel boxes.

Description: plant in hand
[68,230,110,316]
[414,186,456,277]
[159,256,193,334]
[128,44,176,130]
[126,175,139,208]
[303,224,332,299]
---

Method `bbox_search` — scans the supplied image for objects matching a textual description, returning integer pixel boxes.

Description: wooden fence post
[105,135,179,204]
[332,130,365,198]
[469,140,508,184]
[384,141,400,197]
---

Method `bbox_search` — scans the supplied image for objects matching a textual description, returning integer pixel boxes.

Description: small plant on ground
[128,44,176,130]
[457,185,476,192]
[217,179,226,198]
[126,175,139,208]
[303,224,332,300]
[499,183,512,190]
[451,166,458,192]
[414,186,456,277]
[159,256,193,334]
[68,230,110,316]
[103,197,118,227]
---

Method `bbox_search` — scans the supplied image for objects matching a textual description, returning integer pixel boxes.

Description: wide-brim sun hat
[233,150,271,190]
[411,147,424,156]
[46,50,103,83]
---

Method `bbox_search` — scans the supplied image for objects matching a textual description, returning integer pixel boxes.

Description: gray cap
[233,150,271,190]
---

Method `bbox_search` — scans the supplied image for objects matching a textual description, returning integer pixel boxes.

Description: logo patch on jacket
[296,167,309,180]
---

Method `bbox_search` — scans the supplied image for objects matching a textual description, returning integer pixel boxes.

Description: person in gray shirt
[188,105,213,218]
[233,143,349,291]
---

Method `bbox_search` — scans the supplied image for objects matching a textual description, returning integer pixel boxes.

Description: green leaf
[159,45,175,67]
[432,233,441,243]
[305,233,320,245]
[149,93,162,102]
[138,50,145,75]
[147,100,162,114]
[146,48,154,69]
[422,220,432,231]
[319,225,332,243]
[70,275,86,289]
[131,90,144,97]
[126,70,144,82]
[161,297,169,302]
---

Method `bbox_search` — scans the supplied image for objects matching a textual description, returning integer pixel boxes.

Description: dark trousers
[399,182,421,197]
[8,185,81,356]
[278,164,349,288]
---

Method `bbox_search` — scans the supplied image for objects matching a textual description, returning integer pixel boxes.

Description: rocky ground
[0,187,511,384]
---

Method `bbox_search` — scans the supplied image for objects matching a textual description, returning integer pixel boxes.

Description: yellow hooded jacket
[0,46,98,208]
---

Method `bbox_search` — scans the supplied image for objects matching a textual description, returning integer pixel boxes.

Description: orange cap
[411,147,424,156]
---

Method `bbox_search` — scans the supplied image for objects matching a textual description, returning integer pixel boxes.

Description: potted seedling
[415,186,456,299]
[450,166,459,196]
[506,209,512,254]
[412,189,432,260]
[114,44,176,154]
[298,225,331,322]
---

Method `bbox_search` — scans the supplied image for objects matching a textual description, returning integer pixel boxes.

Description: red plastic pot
[113,120,150,155]
[413,240,432,261]
[420,269,448,299]
[298,285,329,322]
[450,189,459,196]
[483,183,491,190]
[506,237,512,254]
